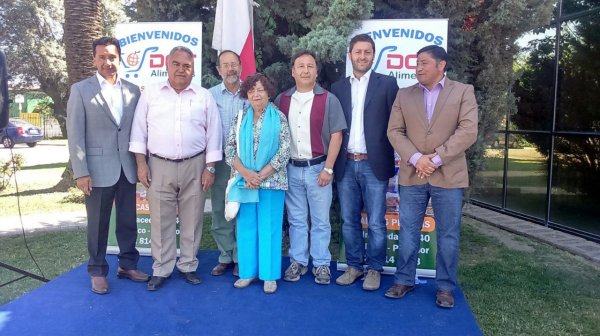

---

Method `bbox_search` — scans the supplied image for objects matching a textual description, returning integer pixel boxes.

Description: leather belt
[151,150,205,162]
[347,153,368,161]
[289,155,326,167]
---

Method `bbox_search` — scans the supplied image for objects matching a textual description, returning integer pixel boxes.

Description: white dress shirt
[348,69,371,154]
[96,72,123,125]
[129,81,222,163]
[288,90,315,159]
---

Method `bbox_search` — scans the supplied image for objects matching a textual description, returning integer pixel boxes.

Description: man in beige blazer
[386,45,478,308]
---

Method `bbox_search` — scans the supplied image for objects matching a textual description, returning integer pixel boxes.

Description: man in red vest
[275,50,347,285]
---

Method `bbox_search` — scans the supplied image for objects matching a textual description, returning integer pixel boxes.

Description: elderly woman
[225,73,291,294]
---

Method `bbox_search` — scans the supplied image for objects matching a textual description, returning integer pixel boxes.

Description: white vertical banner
[346,19,448,89]
[115,22,203,87]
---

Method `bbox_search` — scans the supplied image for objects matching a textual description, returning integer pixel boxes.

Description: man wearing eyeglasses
[207,50,247,277]
[275,50,346,285]
[130,46,222,291]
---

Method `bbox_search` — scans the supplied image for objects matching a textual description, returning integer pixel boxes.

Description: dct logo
[374,46,417,70]
[121,46,196,79]
[386,54,417,70]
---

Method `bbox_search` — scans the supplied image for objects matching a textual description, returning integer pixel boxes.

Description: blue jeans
[337,160,388,271]
[394,184,463,291]
[285,162,332,267]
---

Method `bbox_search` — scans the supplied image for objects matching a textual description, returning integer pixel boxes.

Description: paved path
[463,203,600,264]
[0,200,212,236]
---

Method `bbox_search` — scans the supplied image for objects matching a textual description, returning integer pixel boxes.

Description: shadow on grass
[0,186,64,197]
[21,162,67,170]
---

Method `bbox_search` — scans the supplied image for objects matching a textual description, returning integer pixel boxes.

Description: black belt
[289,155,326,167]
[347,153,368,161]
[151,150,204,162]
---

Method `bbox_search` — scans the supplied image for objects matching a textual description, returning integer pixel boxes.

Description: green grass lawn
[460,221,600,335]
[1,163,85,216]
[1,216,599,335]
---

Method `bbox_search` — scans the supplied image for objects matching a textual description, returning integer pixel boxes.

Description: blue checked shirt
[209,82,248,147]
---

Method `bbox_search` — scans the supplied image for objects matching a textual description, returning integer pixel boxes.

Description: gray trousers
[210,160,237,263]
[147,154,207,277]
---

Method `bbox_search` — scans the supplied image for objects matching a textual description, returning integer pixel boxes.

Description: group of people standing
[67,32,477,309]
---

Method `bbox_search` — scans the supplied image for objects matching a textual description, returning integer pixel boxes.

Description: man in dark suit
[331,34,399,291]
[67,36,149,295]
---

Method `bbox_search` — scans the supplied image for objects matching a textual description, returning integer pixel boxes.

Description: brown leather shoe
[436,290,455,308]
[91,276,109,295]
[384,284,414,299]
[211,262,234,276]
[117,267,150,282]
[233,263,239,277]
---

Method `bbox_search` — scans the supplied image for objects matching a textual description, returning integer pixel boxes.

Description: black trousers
[85,170,139,276]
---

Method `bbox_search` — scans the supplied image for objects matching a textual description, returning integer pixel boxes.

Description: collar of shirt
[283,84,326,97]
[350,69,372,83]
[96,72,121,88]
[219,81,241,96]
[418,76,446,92]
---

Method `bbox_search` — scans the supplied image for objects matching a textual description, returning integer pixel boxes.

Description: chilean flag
[212,0,257,80]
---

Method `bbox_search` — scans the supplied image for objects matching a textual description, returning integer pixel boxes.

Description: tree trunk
[56,0,104,191]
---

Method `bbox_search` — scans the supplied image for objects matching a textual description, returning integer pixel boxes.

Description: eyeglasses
[220,62,240,69]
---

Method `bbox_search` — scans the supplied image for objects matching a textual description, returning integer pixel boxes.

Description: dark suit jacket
[67,75,141,187]
[330,71,399,181]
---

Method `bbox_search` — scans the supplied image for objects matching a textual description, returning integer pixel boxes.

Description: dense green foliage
[139,0,556,194]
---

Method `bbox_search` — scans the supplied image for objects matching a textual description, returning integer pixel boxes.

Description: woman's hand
[241,167,263,189]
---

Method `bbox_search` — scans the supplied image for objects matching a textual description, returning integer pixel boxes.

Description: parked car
[1,118,44,148]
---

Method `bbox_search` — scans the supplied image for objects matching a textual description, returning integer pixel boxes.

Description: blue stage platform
[0,251,481,335]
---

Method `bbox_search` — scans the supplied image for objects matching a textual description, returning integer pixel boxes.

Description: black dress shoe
[147,276,167,291]
[179,271,202,285]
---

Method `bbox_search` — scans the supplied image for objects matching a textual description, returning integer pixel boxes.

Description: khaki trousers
[147,154,206,277]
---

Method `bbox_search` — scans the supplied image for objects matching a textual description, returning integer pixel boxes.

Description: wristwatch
[323,167,334,175]
[206,166,216,174]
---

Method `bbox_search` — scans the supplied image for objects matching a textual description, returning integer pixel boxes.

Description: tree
[514,0,600,196]
[0,0,69,135]
[64,0,104,86]
[0,0,129,137]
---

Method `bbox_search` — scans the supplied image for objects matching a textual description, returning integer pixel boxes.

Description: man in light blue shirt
[208,50,248,277]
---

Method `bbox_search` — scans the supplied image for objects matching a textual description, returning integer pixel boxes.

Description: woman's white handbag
[224,176,239,221]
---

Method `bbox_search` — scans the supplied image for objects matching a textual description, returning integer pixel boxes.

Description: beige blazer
[387,78,478,188]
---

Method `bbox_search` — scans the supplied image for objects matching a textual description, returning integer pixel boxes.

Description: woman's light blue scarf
[227,102,280,203]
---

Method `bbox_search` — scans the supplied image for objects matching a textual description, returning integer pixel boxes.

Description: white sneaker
[263,280,277,294]
[234,278,255,288]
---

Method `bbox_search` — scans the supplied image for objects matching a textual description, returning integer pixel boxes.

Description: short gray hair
[169,46,194,60]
